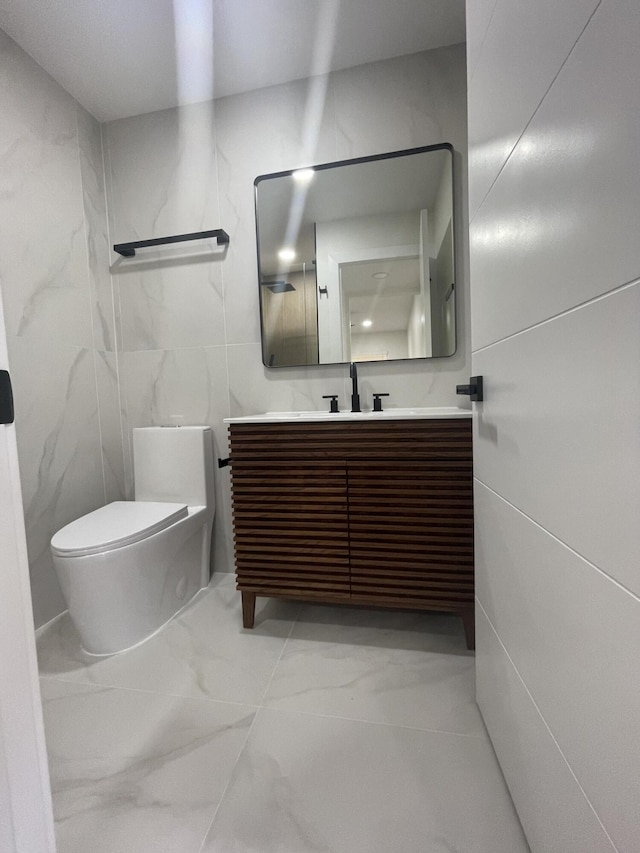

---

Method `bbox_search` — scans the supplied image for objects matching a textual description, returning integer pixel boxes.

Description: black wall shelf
[114,228,230,257]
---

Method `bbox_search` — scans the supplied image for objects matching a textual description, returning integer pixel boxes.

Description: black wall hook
[456,376,484,402]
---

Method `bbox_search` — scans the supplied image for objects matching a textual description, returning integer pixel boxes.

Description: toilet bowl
[51,426,215,655]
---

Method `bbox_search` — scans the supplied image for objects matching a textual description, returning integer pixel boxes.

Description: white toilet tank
[133,426,214,511]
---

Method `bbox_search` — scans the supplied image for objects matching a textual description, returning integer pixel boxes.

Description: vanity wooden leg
[242,591,256,629]
[461,605,475,651]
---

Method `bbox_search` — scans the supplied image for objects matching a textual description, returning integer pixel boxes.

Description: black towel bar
[114,228,230,257]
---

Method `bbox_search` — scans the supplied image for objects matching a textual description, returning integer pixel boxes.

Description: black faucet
[349,362,361,412]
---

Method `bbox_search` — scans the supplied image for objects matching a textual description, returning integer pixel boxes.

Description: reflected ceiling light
[278,247,296,262]
[362,319,373,328]
[372,272,388,279]
[292,168,315,184]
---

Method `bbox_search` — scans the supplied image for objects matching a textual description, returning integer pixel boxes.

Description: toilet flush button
[176,576,188,600]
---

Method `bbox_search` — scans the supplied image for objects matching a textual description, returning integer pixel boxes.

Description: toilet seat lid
[51,501,188,557]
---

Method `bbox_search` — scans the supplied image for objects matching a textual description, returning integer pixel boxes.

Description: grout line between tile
[118,342,230,356]
[469,0,603,227]
[256,603,303,708]
[194,601,303,853]
[100,123,129,498]
[192,660,485,853]
[245,600,486,741]
[75,108,109,507]
[466,0,500,86]
[193,688,283,853]
[474,478,640,605]
[211,100,233,429]
[255,705,489,741]
[39,673,261,711]
[472,274,640,355]
[195,705,260,853]
[476,598,620,853]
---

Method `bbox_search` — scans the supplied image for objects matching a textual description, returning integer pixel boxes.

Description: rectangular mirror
[255,144,456,367]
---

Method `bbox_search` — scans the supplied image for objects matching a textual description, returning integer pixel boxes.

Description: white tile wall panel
[226,342,349,419]
[104,102,221,247]
[334,47,466,161]
[465,0,498,86]
[8,336,106,625]
[475,482,640,853]
[468,0,599,221]
[476,605,617,853]
[0,34,92,349]
[77,107,118,354]
[471,0,640,350]
[0,31,121,626]
[473,281,640,597]
[469,1,640,849]
[93,351,125,503]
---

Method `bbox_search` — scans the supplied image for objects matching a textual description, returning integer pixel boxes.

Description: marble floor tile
[38,584,529,852]
[284,601,472,651]
[41,679,255,853]
[264,604,484,735]
[38,574,299,705]
[201,708,530,853]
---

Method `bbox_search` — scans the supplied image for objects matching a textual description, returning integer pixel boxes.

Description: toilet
[51,426,215,655]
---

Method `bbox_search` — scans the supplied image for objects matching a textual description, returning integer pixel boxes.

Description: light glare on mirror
[292,168,315,184]
[277,247,296,262]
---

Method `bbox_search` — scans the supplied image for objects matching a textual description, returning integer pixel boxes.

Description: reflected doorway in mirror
[255,144,457,367]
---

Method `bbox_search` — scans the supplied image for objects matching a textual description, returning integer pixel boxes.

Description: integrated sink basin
[224,407,471,424]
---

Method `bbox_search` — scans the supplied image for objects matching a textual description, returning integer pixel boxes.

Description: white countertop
[224,406,472,425]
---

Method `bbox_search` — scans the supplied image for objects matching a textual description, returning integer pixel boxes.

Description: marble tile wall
[0,30,122,627]
[468,0,639,850]
[0,37,469,625]
[103,44,471,572]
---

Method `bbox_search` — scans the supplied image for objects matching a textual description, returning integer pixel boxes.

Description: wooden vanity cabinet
[228,418,475,648]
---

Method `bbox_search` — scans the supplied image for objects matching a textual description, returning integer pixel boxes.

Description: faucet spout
[349,362,361,412]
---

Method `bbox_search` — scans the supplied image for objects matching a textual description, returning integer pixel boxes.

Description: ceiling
[0,0,465,122]
[344,257,420,334]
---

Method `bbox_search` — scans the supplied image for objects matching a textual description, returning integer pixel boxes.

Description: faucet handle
[322,394,340,414]
[372,393,390,412]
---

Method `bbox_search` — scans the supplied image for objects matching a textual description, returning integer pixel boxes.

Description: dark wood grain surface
[229,418,474,647]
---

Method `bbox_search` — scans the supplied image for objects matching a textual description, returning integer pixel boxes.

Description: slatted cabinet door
[230,456,350,626]
[229,418,474,645]
[348,459,474,610]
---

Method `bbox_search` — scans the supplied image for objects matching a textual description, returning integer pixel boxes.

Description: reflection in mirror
[255,145,455,367]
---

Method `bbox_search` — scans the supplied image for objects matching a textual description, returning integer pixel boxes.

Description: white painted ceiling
[0,0,465,122]
[344,257,420,334]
